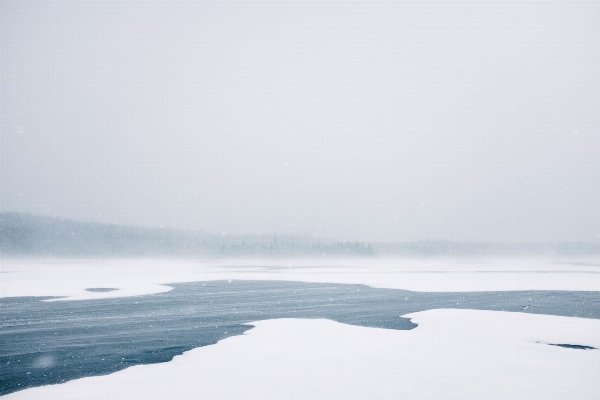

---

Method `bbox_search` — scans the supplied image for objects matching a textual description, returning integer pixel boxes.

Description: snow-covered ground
[1,257,600,300]
[2,257,600,399]
[5,310,600,400]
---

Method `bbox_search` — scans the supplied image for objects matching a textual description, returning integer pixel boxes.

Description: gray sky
[1,2,599,242]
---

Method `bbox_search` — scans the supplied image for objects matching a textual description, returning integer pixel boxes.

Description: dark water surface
[1,280,599,395]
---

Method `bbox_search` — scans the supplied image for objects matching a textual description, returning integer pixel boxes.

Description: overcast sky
[1,2,599,242]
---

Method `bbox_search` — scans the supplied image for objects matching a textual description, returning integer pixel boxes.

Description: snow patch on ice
[5,310,600,400]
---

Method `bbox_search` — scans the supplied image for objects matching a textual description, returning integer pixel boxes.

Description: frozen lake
[2,258,600,398]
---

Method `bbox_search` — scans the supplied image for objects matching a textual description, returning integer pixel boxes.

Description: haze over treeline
[0,213,375,258]
[2,213,599,258]
[1,2,599,243]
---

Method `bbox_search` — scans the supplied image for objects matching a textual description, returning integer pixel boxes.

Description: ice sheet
[1,258,600,300]
[5,310,600,400]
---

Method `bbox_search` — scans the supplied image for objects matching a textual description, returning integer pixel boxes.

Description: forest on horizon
[1,212,599,258]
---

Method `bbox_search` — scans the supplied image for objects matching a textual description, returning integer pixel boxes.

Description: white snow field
[4,311,600,400]
[2,258,600,399]
[1,257,600,300]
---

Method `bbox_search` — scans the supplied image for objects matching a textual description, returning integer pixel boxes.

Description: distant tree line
[0,213,374,258]
[1,213,599,258]
[217,237,374,257]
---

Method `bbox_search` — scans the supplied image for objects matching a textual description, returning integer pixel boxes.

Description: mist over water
[1,2,599,243]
